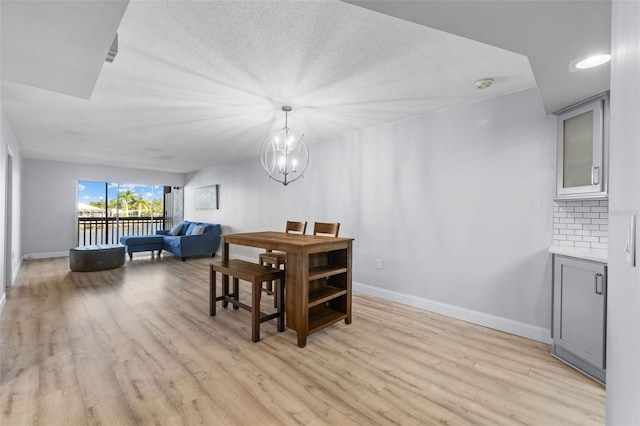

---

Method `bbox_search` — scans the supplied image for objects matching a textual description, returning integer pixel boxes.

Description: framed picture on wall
[195,185,218,210]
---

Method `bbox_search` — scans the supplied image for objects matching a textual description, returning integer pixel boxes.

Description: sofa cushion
[184,222,197,236]
[168,222,183,236]
[191,225,205,235]
[120,235,164,246]
[179,221,191,235]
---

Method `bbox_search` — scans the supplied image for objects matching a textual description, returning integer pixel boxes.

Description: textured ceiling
[2,0,538,173]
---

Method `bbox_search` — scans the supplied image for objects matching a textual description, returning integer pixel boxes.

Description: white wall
[185,88,557,341]
[607,1,640,424]
[1,111,22,312]
[21,159,185,257]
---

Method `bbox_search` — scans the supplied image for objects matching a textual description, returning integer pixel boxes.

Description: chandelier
[260,106,309,186]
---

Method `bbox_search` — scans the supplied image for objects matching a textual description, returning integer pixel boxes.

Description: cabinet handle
[595,273,604,295]
[592,166,600,185]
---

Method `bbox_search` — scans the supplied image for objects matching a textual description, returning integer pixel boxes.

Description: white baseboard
[0,292,5,314]
[205,256,552,344]
[23,251,69,260]
[11,258,22,285]
[353,281,552,344]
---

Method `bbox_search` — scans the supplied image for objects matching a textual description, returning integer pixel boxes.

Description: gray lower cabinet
[552,255,607,384]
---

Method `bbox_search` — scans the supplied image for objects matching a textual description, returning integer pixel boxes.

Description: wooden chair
[259,221,307,305]
[313,222,340,237]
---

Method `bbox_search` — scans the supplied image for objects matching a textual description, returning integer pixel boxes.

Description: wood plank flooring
[1,256,605,425]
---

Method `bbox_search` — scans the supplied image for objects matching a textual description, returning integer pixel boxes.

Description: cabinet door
[556,96,606,197]
[553,256,606,368]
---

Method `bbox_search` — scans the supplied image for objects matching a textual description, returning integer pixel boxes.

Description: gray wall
[21,159,185,257]
[1,111,22,310]
[607,1,640,423]
[185,88,557,340]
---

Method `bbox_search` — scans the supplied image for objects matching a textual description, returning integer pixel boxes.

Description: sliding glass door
[77,181,181,246]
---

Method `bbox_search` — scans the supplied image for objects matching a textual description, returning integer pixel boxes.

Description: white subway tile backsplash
[552,200,608,249]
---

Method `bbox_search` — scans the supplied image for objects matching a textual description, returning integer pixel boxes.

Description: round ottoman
[69,244,125,272]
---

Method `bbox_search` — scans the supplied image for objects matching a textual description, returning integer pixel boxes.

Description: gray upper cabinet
[552,255,607,384]
[555,93,609,199]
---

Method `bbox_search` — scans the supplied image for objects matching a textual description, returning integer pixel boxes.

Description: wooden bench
[209,259,285,342]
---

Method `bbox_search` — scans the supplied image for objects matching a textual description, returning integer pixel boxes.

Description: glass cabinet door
[556,95,606,198]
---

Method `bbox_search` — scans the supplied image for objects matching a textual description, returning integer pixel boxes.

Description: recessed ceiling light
[474,78,493,89]
[574,54,611,70]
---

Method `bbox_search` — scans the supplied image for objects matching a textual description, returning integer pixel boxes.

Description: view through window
[77,181,168,246]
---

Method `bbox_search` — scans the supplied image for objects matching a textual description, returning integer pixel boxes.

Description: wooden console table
[222,231,353,348]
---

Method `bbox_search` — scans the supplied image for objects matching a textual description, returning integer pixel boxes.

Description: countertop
[549,246,608,263]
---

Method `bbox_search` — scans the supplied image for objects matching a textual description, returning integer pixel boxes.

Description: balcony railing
[77,216,165,246]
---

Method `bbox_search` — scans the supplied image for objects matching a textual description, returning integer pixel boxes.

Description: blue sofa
[157,221,221,260]
[120,221,222,261]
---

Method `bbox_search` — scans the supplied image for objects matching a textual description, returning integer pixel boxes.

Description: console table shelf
[308,265,348,281]
[308,285,347,308]
[308,308,348,335]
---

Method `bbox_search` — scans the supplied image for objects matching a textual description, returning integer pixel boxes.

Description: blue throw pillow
[191,225,206,235]
[168,222,184,236]
[184,222,197,236]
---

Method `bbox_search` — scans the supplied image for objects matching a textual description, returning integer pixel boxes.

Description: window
[77,181,177,246]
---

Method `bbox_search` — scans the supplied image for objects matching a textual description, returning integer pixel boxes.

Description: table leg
[209,264,216,316]
[276,277,284,332]
[233,277,240,310]
[251,280,260,342]
[222,242,230,308]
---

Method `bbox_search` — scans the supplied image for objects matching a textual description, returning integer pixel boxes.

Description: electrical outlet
[375,259,383,270]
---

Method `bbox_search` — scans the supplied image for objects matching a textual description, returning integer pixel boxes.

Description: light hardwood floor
[1,256,605,425]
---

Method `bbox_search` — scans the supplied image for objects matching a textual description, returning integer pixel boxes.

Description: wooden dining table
[221,231,353,347]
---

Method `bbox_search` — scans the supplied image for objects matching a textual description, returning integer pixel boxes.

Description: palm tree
[152,199,164,217]
[118,189,136,217]
[130,195,151,217]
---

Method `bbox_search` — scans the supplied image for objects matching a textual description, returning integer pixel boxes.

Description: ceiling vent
[105,33,118,63]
